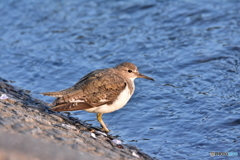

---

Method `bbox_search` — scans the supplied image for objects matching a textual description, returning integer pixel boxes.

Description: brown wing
[47,69,126,112]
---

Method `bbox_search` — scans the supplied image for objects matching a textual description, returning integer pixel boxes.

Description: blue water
[1,0,240,159]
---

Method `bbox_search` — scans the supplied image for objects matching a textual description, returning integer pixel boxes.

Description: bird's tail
[42,87,75,97]
[41,91,64,97]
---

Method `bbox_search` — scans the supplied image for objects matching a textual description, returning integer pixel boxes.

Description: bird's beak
[138,73,154,81]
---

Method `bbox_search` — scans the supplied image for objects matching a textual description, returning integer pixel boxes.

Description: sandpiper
[42,62,154,132]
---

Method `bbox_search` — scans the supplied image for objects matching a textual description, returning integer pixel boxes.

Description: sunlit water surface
[1,0,240,159]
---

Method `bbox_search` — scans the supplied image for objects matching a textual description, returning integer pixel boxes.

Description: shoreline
[0,77,156,160]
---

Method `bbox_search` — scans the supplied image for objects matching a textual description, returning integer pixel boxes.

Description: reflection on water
[1,0,240,159]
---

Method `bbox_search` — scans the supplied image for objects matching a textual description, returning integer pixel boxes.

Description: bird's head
[115,62,154,81]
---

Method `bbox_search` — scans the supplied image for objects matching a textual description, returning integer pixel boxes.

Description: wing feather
[43,69,127,112]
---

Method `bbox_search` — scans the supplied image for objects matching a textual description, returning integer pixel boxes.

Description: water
[1,0,240,159]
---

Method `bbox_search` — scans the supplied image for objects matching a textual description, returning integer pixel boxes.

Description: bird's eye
[128,69,132,73]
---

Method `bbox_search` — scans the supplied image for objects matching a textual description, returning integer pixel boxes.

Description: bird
[42,62,154,132]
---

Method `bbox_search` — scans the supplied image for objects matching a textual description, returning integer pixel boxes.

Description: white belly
[85,85,134,113]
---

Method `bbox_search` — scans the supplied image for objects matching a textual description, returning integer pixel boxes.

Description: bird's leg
[97,113,110,132]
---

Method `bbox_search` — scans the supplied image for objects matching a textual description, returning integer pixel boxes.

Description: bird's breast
[85,84,133,113]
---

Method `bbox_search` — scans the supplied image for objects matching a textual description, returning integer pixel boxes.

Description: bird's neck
[126,78,135,95]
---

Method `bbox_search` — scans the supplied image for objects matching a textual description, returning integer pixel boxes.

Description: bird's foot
[101,127,110,133]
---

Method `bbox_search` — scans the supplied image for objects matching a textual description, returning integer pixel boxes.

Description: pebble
[90,132,97,139]
[0,94,8,99]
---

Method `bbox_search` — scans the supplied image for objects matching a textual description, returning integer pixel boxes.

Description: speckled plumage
[42,62,154,132]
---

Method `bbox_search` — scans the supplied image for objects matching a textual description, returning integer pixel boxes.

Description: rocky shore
[0,77,156,160]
